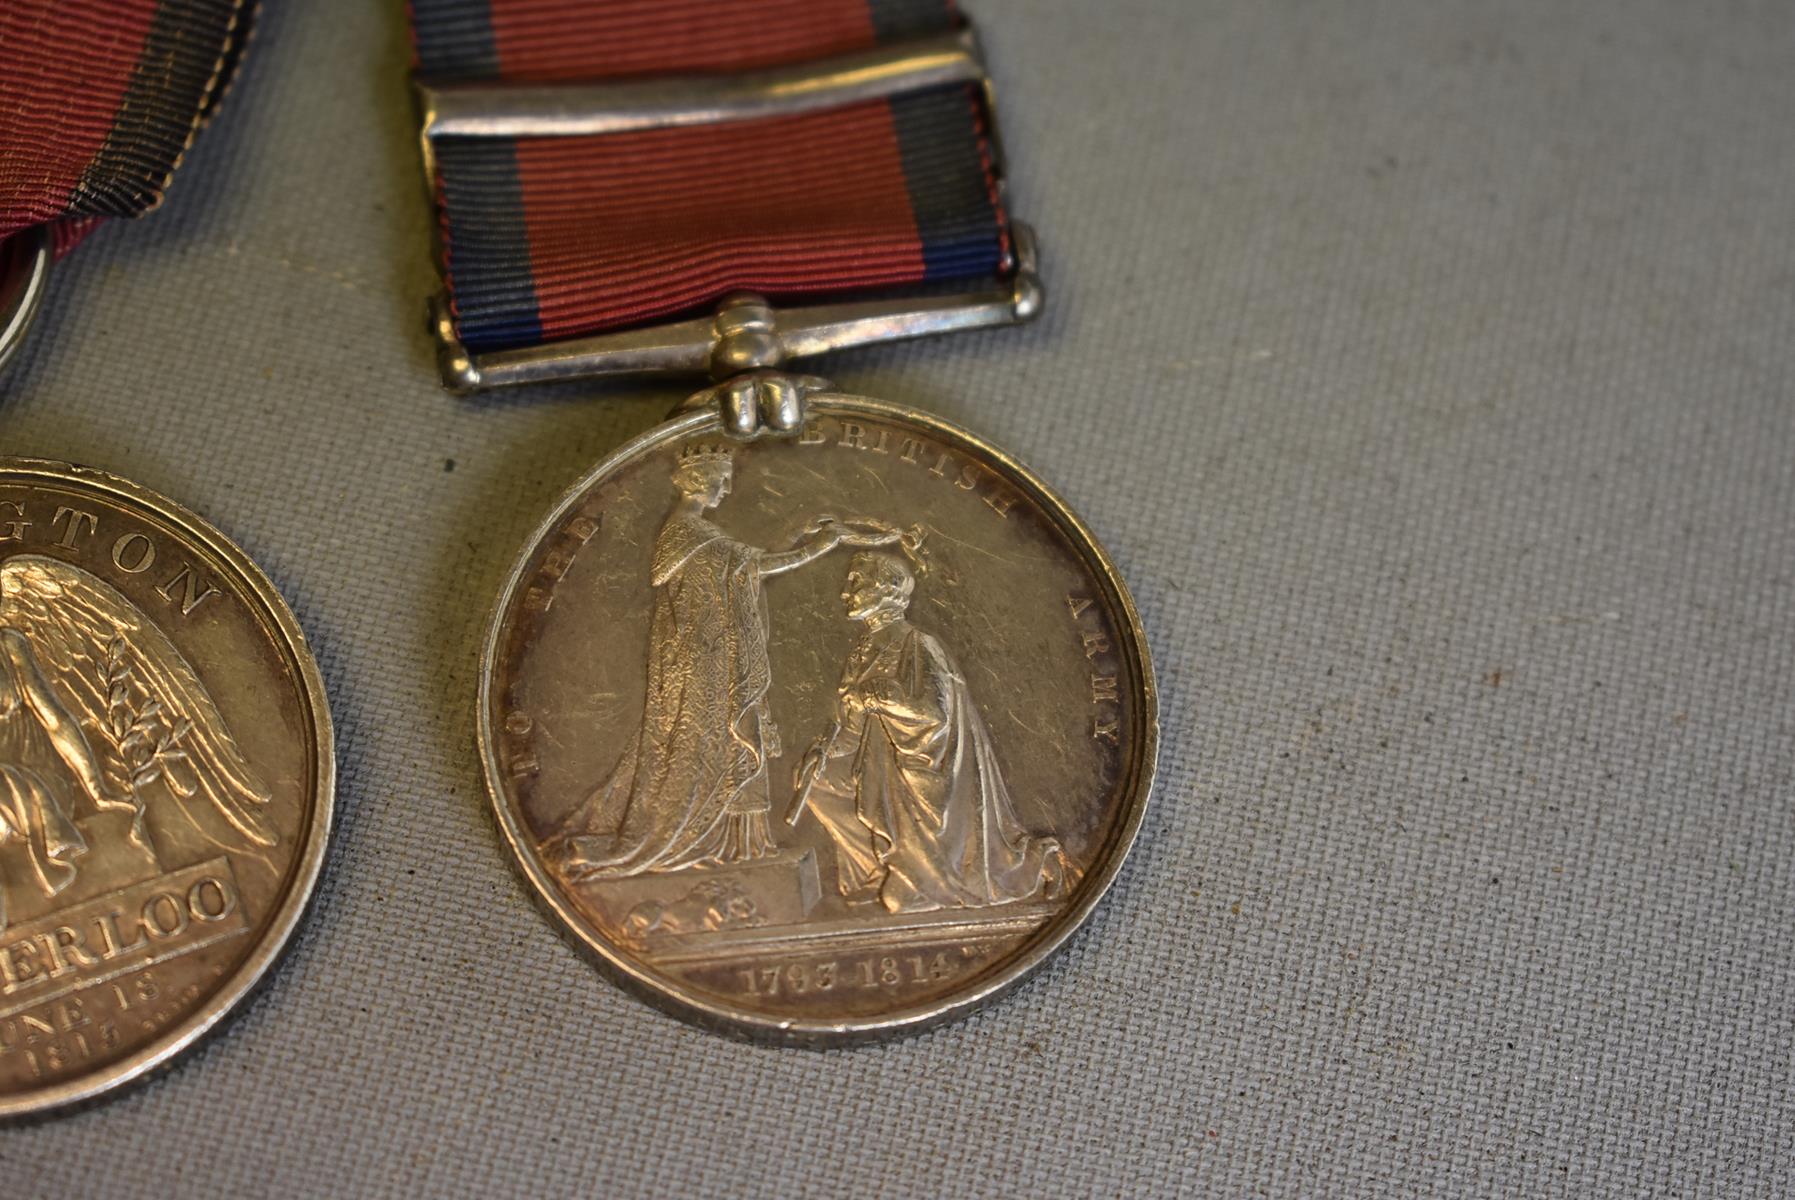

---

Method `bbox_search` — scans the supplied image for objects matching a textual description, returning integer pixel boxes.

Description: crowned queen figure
[554,443,900,879]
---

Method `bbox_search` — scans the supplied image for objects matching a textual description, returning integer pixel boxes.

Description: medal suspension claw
[673,292,836,439]
[678,367,833,439]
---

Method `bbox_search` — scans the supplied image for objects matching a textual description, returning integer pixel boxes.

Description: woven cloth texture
[2,0,1792,1195]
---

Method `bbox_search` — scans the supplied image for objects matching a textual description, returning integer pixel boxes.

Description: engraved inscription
[51,508,97,550]
[0,556,277,935]
[0,499,224,620]
[0,969,158,1080]
[0,504,27,543]
[738,951,960,997]
[156,566,222,617]
[809,416,1022,520]
[111,532,156,574]
[0,858,247,1020]
[1068,594,1125,745]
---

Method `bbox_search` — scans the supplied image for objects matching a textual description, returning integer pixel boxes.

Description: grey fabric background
[3,0,1792,1194]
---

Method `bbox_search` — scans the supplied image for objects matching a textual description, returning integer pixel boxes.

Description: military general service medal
[414,0,1157,1040]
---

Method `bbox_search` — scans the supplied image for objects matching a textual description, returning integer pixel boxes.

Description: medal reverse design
[0,460,332,1114]
[482,397,1154,1041]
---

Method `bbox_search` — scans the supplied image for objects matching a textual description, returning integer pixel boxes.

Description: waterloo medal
[0,4,337,1108]
[0,461,333,1113]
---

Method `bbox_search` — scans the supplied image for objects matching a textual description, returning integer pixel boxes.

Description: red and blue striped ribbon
[0,0,252,258]
[411,0,1012,354]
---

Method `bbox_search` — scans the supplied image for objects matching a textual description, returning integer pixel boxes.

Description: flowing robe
[0,628,100,930]
[806,618,1066,912]
[555,512,779,877]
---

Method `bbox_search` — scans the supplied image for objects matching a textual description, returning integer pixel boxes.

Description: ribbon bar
[419,30,988,141]
[412,0,1036,385]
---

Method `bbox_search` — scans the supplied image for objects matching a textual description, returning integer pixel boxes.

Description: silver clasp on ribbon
[417,27,1044,394]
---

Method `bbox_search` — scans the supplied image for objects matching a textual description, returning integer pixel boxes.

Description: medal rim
[0,457,336,1117]
[478,395,1158,1043]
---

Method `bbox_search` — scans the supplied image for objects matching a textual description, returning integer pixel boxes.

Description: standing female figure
[555,444,895,878]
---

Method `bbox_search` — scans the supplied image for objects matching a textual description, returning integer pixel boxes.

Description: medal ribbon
[411,0,1012,353]
[0,0,252,257]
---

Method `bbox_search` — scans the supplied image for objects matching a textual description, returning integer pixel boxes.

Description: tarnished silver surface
[0,459,333,1115]
[0,228,52,379]
[480,393,1155,1042]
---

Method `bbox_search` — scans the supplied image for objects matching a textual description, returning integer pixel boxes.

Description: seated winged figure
[0,556,277,930]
